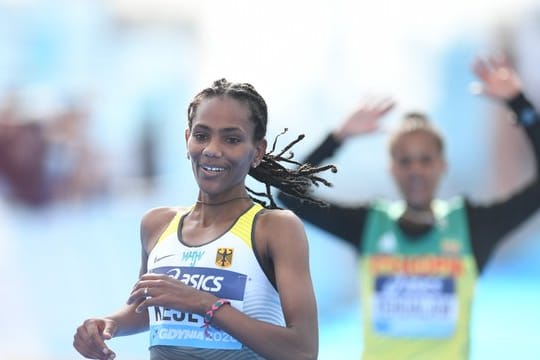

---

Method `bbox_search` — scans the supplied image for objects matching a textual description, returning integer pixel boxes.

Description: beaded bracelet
[201,299,231,337]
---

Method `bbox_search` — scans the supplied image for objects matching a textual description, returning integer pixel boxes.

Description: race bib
[371,275,458,338]
[148,266,247,349]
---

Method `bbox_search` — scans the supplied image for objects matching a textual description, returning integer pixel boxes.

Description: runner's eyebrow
[192,124,245,135]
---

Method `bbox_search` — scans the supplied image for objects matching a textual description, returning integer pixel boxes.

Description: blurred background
[1,0,539,359]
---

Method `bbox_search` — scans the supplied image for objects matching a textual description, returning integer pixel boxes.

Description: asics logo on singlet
[180,273,224,292]
[152,266,247,300]
[164,267,223,292]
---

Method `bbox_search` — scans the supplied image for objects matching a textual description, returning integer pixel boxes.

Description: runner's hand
[73,318,117,360]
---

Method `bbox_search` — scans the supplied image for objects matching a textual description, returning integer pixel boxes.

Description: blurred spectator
[137,111,159,192]
[44,100,109,203]
[0,90,49,205]
[0,89,109,207]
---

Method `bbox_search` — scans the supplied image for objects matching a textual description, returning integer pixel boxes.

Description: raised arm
[472,54,539,171]
[468,55,540,272]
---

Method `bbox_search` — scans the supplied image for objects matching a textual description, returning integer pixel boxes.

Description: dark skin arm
[222,209,318,360]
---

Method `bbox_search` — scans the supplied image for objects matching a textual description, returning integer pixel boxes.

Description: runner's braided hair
[187,78,337,209]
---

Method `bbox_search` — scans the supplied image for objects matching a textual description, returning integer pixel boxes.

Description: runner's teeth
[203,166,224,172]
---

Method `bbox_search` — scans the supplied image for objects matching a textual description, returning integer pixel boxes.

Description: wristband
[201,299,230,337]
[507,92,538,127]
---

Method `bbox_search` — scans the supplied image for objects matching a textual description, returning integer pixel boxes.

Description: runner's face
[185,97,265,199]
[390,131,446,210]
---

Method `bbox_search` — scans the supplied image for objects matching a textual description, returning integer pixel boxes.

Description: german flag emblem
[216,248,234,267]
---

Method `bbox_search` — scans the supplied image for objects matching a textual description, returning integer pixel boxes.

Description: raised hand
[333,96,395,142]
[472,54,522,100]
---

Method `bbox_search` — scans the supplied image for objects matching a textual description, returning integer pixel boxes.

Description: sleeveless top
[360,198,478,360]
[146,203,285,360]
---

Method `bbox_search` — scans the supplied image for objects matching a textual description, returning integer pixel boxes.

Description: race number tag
[371,275,458,338]
[148,266,247,349]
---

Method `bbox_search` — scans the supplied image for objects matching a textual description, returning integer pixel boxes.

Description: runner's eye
[193,133,208,142]
[398,157,412,167]
[419,155,434,166]
[225,136,241,144]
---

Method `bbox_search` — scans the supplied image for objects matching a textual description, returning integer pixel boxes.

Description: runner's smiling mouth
[201,165,226,173]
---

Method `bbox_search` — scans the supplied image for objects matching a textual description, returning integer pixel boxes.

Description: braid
[248,128,337,209]
[188,79,336,209]
[188,79,267,140]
